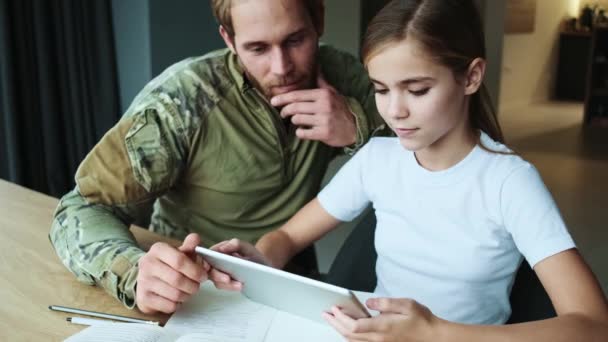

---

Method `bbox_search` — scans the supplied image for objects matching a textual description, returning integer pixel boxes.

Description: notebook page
[173,333,246,342]
[263,309,343,342]
[64,322,179,342]
[164,283,275,342]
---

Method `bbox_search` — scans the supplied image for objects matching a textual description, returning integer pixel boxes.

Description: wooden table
[0,179,175,341]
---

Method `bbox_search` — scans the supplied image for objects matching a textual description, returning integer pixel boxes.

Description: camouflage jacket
[49,46,386,308]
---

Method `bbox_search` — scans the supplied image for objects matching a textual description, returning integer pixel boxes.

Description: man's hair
[210,0,323,38]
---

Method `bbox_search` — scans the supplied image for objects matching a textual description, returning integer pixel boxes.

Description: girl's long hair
[361,0,506,148]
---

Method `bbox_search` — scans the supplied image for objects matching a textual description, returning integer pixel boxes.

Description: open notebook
[65,282,376,342]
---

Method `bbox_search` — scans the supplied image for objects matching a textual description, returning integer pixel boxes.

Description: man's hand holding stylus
[136,233,210,314]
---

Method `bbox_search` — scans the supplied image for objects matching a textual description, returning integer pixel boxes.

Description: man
[50,0,385,315]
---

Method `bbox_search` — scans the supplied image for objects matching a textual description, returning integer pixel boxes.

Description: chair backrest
[323,212,556,323]
[324,211,377,292]
[507,260,556,323]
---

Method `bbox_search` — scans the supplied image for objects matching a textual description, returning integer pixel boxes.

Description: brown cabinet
[556,28,608,126]
[555,32,592,102]
[584,27,608,126]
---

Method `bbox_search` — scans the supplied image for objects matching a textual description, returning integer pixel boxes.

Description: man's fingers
[202,259,211,272]
[178,233,201,253]
[295,126,326,141]
[289,113,319,127]
[138,240,209,315]
[212,239,253,258]
[147,257,202,294]
[209,268,232,283]
[270,89,324,107]
[213,238,242,254]
[151,243,207,283]
[213,280,243,291]
[139,292,179,314]
[179,233,201,263]
[210,240,230,251]
[209,268,243,291]
[280,102,317,117]
[209,267,242,287]
[146,277,191,303]
[214,238,257,258]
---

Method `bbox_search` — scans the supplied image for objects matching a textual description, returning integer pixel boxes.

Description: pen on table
[67,317,118,326]
[49,305,159,325]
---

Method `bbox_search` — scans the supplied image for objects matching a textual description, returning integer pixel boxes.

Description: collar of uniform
[226,51,254,93]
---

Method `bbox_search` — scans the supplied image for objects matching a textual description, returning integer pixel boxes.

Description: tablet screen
[195,246,371,323]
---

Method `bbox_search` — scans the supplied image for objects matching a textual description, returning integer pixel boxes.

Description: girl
[209,0,608,340]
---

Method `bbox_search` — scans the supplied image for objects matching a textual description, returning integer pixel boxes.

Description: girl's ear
[464,58,486,95]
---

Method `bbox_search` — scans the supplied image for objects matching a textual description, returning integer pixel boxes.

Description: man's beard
[238,58,318,101]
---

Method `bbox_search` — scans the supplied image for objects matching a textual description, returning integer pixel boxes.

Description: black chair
[507,260,556,323]
[323,212,556,323]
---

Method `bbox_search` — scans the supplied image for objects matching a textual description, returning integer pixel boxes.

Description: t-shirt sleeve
[317,142,373,222]
[501,164,576,267]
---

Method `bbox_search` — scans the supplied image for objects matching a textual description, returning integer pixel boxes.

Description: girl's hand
[207,239,271,291]
[323,297,443,342]
[211,238,271,265]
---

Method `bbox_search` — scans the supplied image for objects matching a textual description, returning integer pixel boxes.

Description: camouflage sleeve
[320,46,390,155]
[50,189,147,307]
[49,91,194,308]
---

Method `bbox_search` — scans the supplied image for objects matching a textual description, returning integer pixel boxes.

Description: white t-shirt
[317,133,575,325]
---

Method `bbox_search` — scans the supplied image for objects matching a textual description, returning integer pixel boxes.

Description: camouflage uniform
[49,46,386,308]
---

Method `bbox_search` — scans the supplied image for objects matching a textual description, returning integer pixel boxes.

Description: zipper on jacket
[248,87,290,179]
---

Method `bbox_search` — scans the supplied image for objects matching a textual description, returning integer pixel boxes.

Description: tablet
[195,246,371,324]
